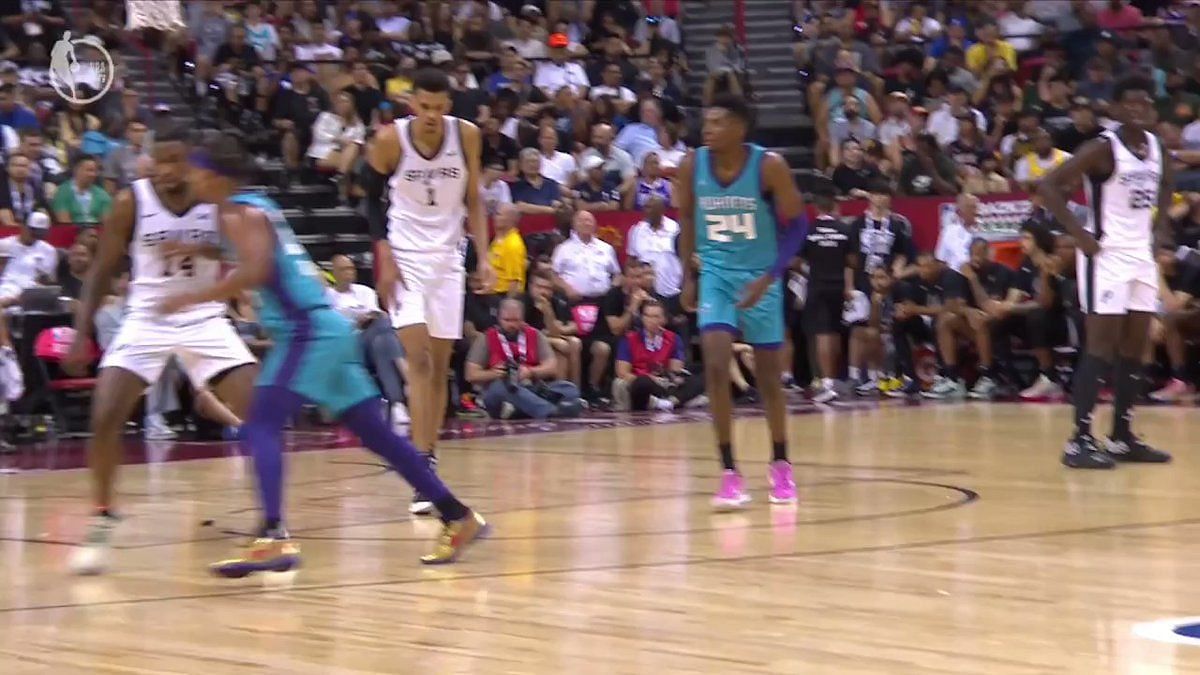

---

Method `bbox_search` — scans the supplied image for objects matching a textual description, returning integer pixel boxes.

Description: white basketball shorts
[100,313,256,385]
[389,250,465,340]
[1077,247,1158,315]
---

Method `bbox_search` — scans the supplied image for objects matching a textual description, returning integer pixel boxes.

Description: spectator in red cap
[534,33,589,98]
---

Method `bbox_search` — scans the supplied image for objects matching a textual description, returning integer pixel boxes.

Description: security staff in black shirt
[934,237,1009,400]
[1002,222,1070,399]
[851,179,916,291]
[892,251,958,396]
[801,186,858,403]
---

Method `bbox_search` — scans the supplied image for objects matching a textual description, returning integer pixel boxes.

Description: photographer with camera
[612,299,706,412]
[465,298,583,420]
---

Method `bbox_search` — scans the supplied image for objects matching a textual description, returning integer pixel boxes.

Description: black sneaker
[1104,435,1172,463]
[409,454,437,515]
[736,387,760,404]
[1062,434,1116,469]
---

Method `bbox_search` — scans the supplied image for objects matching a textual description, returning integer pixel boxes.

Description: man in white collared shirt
[534,33,590,98]
[552,210,620,301]
[626,195,681,298]
[935,193,980,273]
[551,209,621,404]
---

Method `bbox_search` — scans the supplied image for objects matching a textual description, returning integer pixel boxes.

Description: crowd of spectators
[5,0,1200,443]
[181,0,697,205]
[796,0,1200,197]
[774,0,1200,406]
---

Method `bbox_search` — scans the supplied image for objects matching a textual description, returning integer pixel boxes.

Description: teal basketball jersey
[230,192,341,339]
[693,144,778,272]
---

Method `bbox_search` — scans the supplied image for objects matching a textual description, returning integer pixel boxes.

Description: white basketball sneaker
[69,512,120,575]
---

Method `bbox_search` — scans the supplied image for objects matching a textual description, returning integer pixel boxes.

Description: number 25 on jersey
[706,213,758,242]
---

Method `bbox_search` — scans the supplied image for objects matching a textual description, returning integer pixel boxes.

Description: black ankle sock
[1072,354,1111,438]
[977,365,991,379]
[772,441,787,463]
[719,442,735,471]
[941,364,959,380]
[434,497,469,523]
[261,518,282,537]
[1042,368,1057,381]
[1111,357,1140,440]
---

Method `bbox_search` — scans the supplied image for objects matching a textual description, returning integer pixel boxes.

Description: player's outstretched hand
[680,276,697,313]
[156,293,195,315]
[737,273,774,310]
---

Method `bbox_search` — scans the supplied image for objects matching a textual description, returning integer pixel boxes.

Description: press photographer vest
[485,326,542,369]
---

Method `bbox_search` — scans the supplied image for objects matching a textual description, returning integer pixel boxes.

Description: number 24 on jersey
[706,213,758,242]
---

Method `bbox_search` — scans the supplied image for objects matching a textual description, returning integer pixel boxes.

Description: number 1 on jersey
[426,185,437,207]
[706,213,758,242]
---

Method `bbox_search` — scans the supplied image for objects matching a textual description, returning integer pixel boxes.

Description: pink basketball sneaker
[712,470,751,511]
[768,460,797,504]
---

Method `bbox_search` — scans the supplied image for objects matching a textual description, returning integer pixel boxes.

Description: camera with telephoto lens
[504,359,520,392]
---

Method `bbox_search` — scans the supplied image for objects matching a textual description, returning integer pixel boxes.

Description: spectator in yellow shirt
[489,203,527,295]
[966,21,1017,76]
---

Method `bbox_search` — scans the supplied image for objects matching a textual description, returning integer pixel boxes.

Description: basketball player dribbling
[1039,74,1174,469]
[676,94,810,509]
[63,127,260,574]
[157,133,487,575]
[361,68,495,515]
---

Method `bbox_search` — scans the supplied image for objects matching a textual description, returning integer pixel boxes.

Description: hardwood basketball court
[2,401,1199,673]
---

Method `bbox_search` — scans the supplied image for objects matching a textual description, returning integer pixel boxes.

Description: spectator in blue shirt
[485,47,528,95]
[0,84,36,130]
[512,147,569,215]
[614,98,666,167]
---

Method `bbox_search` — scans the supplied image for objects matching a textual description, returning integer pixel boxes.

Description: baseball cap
[547,33,569,49]
[27,211,50,230]
[582,155,605,170]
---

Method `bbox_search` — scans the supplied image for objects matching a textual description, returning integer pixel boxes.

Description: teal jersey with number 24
[693,144,779,273]
[692,144,785,346]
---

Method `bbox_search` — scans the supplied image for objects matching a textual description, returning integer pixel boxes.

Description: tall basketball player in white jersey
[61,127,259,572]
[1039,74,1174,469]
[362,69,494,514]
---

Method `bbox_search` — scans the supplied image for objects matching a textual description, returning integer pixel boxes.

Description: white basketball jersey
[127,178,224,322]
[1085,128,1161,255]
[387,115,468,253]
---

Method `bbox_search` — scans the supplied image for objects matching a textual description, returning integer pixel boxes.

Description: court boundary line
[4,510,1199,616]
